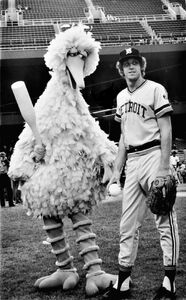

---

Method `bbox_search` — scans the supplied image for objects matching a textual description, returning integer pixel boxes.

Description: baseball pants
[119,147,179,268]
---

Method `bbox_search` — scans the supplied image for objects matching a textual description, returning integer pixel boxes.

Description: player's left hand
[147,173,177,215]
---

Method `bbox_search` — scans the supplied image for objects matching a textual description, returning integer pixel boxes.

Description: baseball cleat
[153,286,176,300]
[100,281,130,299]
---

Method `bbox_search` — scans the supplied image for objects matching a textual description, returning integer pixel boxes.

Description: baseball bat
[11,81,42,145]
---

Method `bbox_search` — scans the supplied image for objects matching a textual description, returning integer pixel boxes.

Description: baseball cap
[118,48,142,63]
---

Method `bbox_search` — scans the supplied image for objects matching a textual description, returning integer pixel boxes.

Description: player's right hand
[106,170,121,192]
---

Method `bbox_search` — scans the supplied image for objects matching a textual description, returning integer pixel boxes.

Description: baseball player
[102,48,179,300]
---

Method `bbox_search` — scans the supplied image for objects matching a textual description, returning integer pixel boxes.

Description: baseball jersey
[170,155,179,167]
[115,80,173,148]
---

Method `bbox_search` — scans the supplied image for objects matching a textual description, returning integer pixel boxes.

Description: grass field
[1,196,186,300]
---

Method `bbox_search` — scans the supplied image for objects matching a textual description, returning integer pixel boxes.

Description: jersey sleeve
[114,94,122,123]
[154,84,173,118]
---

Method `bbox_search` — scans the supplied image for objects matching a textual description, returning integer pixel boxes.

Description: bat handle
[31,123,42,146]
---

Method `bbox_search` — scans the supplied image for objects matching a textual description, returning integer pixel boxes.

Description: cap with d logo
[119,48,142,63]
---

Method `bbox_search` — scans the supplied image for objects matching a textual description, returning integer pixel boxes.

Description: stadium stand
[176,139,186,150]
[173,138,186,162]
[92,0,165,16]
[1,0,186,49]
[0,25,55,49]
[1,0,86,19]
[149,19,186,38]
[0,0,186,150]
[90,21,150,46]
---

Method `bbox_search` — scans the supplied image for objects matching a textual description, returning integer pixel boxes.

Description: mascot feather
[8,24,117,296]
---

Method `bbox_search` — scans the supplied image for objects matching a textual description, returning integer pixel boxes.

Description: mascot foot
[34,268,79,290]
[85,272,117,296]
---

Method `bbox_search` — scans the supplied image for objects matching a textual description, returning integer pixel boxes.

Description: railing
[1,108,117,118]
[1,34,186,51]
[0,33,151,50]
[159,31,186,37]
[0,15,88,27]
[0,13,173,27]
[0,36,51,50]
[93,33,149,39]
[0,44,48,51]
[115,14,173,22]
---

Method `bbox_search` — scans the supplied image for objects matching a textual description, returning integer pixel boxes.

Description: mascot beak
[66,55,85,89]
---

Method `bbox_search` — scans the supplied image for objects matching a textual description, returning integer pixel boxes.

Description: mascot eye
[79,53,86,60]
[79,50,88,60]
[67,48,88,59]
[80,50,88,57]
[68,52,78,57]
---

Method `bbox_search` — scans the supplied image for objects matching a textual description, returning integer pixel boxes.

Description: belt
[127,140,160,154]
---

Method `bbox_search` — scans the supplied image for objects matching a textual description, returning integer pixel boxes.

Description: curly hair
[116,56,147,78]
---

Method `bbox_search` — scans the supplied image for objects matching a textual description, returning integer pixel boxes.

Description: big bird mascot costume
[8,24,117,296]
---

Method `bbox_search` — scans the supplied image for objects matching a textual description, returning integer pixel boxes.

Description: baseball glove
[146,175,177,215]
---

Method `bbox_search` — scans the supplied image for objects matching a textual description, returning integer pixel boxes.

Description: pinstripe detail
[168,211,177,266]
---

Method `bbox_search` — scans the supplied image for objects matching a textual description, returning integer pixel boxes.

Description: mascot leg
[71,212,117,296]
[34,216,79,290]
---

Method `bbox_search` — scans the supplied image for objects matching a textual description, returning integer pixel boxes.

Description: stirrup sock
[164,267,176,292]
[115,269,131,291]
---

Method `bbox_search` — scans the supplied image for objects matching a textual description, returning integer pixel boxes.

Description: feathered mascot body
[8,24,117,296]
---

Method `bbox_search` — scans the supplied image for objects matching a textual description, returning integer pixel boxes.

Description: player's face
[122,58,142,81]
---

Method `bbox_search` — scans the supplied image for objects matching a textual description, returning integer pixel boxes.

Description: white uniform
[170,155,179,169]
[115,79,179,268]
